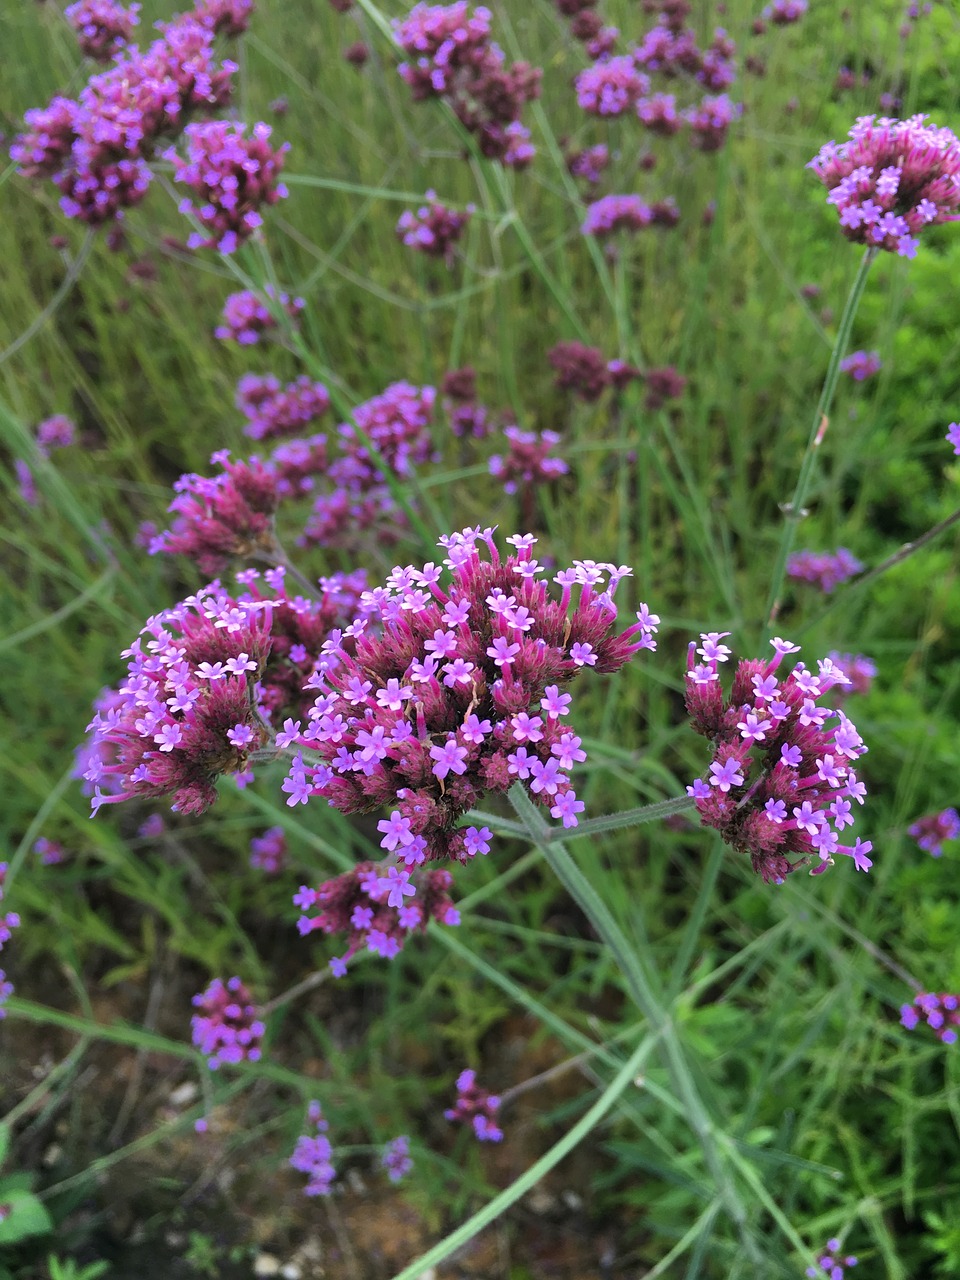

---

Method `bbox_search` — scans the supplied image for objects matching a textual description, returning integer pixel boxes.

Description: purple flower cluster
[250,825,287,872]
[85,583,273,816]
[548,341,641,402]
[809,115,960,259]
[381,1135,413,1181]
[489,426,568,494]
[393,3,541,167]
[290,1101,336,1195]
[805,1239,858,1280]
[0,864,19,1018]
[825,653,877,698]
[194,0,255,37]
[445,1068,503,1141]
[191,975,264,1068]
[787,548,863,595]
[236,374,331,442]
[567,142,610,184]
[641,365,687,410]
[901,992,960,1044]
[908,808,960,858]
[36,415,77,455]
[947,422,960,455]
[397,192,474,264]
[764,0,808,25]
[66,0,140,62]
[576,57,649,117]
[11,9,240,228]
[685,635,872,884]
[167,120,289,253]
[581,194,657,237]
[34,838,67,866]
[150,450,280,575]
[281,529,658,866]
[687,94,743,152]
[294,862,459,975]
[839,350,882,381]
[442,367,492,439]
[215,287,304,345]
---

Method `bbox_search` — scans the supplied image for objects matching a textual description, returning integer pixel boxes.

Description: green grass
[2,0,960,1276]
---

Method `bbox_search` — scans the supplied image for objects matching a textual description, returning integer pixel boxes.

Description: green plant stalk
[508,784,763,1266]
[388,1028,654,1280]
[762,246,877,635]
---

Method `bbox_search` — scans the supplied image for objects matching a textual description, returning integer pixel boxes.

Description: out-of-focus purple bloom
[764,0,808,24]
[787,548,863,594]
[908,808,960,858]
[642,365,686,410]
[945,422,960,455]
[809,115,960,259]
[167,121,289,254]
[637,92,682,135]
[138,813,166,838]
[33,838,67,866]
[290,1101,337,1195]
[14,460,39,507]
[839,350,881,381]
[825,653,876,698]
[575,56,648,116]
[191,976,264,1068]
[489,426,568,494]
[444,1068,503,1142]
[0,865,20,956]
[236,374,330,441]
[0,970,12,1018]
[194,0,255,36]
[250,825,287,872]
[582,194,654,236]
[687,94,742,151]
[549,341,610,402]
[36,414,76,456]
[805,1238,858,1279]
[381,1135,413,1181]
[567,143,609,184]
[66,0,139,61]
[215,287,304,345]
[901,991,960,1044]
[397,193,474,265]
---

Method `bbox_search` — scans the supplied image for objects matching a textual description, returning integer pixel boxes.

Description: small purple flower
[900,990,960,1044]
[839,350,882,381]
[805,1237,858,1279]
[290,1100,337,1195]
[787,548,863,595]
[381,1135,413,1182]
[908,808,960,858]
[66,0,140,62]
[581,194,653,237]
[397,192,473,265]
[946,422,960,455]
[190,976,264,1069]
[444,1069,503,1142]
[215,287,304,345]
[250,825,287,872]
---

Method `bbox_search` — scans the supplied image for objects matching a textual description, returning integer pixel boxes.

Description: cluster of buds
[396,193,474,265]
[900,992,959,1044]
[191,975,265,1068]
[555,0,618,61]
[641,365,686,410]
[441,367,493,439]
[581,194,679,237]
[787,547,863,595]
[290,1101,336,1195]
[281,529,659,868]
[65,0,140,62]
[215,287,304,345]
[294,862,460,975]
[236,374,331,442]
[809,115,960,260]
[488,426,568,494]
[548,341,639,403]
[444,1069,503,1141]
[908,808,960,858]
[167,121,289,253]
[393,2,541,167]
[685,635,872,884]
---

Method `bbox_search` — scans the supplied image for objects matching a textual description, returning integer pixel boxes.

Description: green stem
[762,246,877,637]
[466,794,695,845]
[508,784,763,1265]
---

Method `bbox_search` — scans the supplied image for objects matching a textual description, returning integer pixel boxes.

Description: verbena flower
[149,450,281,575]
[290,1101,336,1195]
[764,0,808,24]
[637,92,682,136]
[236,374,331,441]
[809,115,960,259]
[393,2,541,167]
[295,862,459,974]
[194,0,255,37]
[397,192,474,264]
[282,529,658,865]
[270,434,330,498]
[35,414,76,456]
[14,460,39,507]
[908,808,960,858]
[945,422,960,455]
[567,142,610,184]
[85,584,273,815]
[138,813,166,838]
[442,368,493,438]
[642,365,686,410]
[839,350,882,381]
[0,865,20,956]
[191,975,264,1068]
[685,635,871,884]
[488,426,567,493]
[381,1135,413,1181]
[0,971,12,1019]
[548,341,610,402]
[444,1069,503,1141]
[686,93,742,151]
[167,120,289,253]
[10,97,80,180]
[215,287,304,345]
[581,194,654,236]
[66,0,140,62]
[805,1239,858,1280]
[786,548,863,595]
[825,653,877,698]
[344,40,369,67]
[250,825,287,872]
[575,56,649,116]
[33,838,67,865]
[901,991,960,1044]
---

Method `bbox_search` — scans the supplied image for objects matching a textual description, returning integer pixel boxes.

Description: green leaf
[0,1189,54,1245]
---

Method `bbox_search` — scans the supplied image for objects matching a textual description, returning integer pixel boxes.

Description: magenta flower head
[787,548,863,595]
[66,0,140,62]
[582,194,653,237]
[193,0,255,37]
[295,862,459,974]
[10,97,79,180]
[381,1135,413,1181]
[805,1239,858,1280]
[825,653,877,698]
[686,93,742,151]
[809,114,960,259]
[839,350,882,381]
[215,287,304,345]
[33,837,67,865]
[236,374,331,441]
[946,422,960,455]
[35,415,76,456]
[685,635,871,884]
[191,975,264,1068]
[567,142,610,184]
[908,807,960,858]
[290,1101,336,1195]
[764,0,808,23]
[901,991,960,1044]
[84,585,273,816]
[167,121,289,253]
[150,450,280,575]
[250,825,287,872]
[397,192,474,265]
[281,529,659,865]
[548,341,610,402]
[575,56,649,116]
[444,1068,503,1142]
[489,426,568,494]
